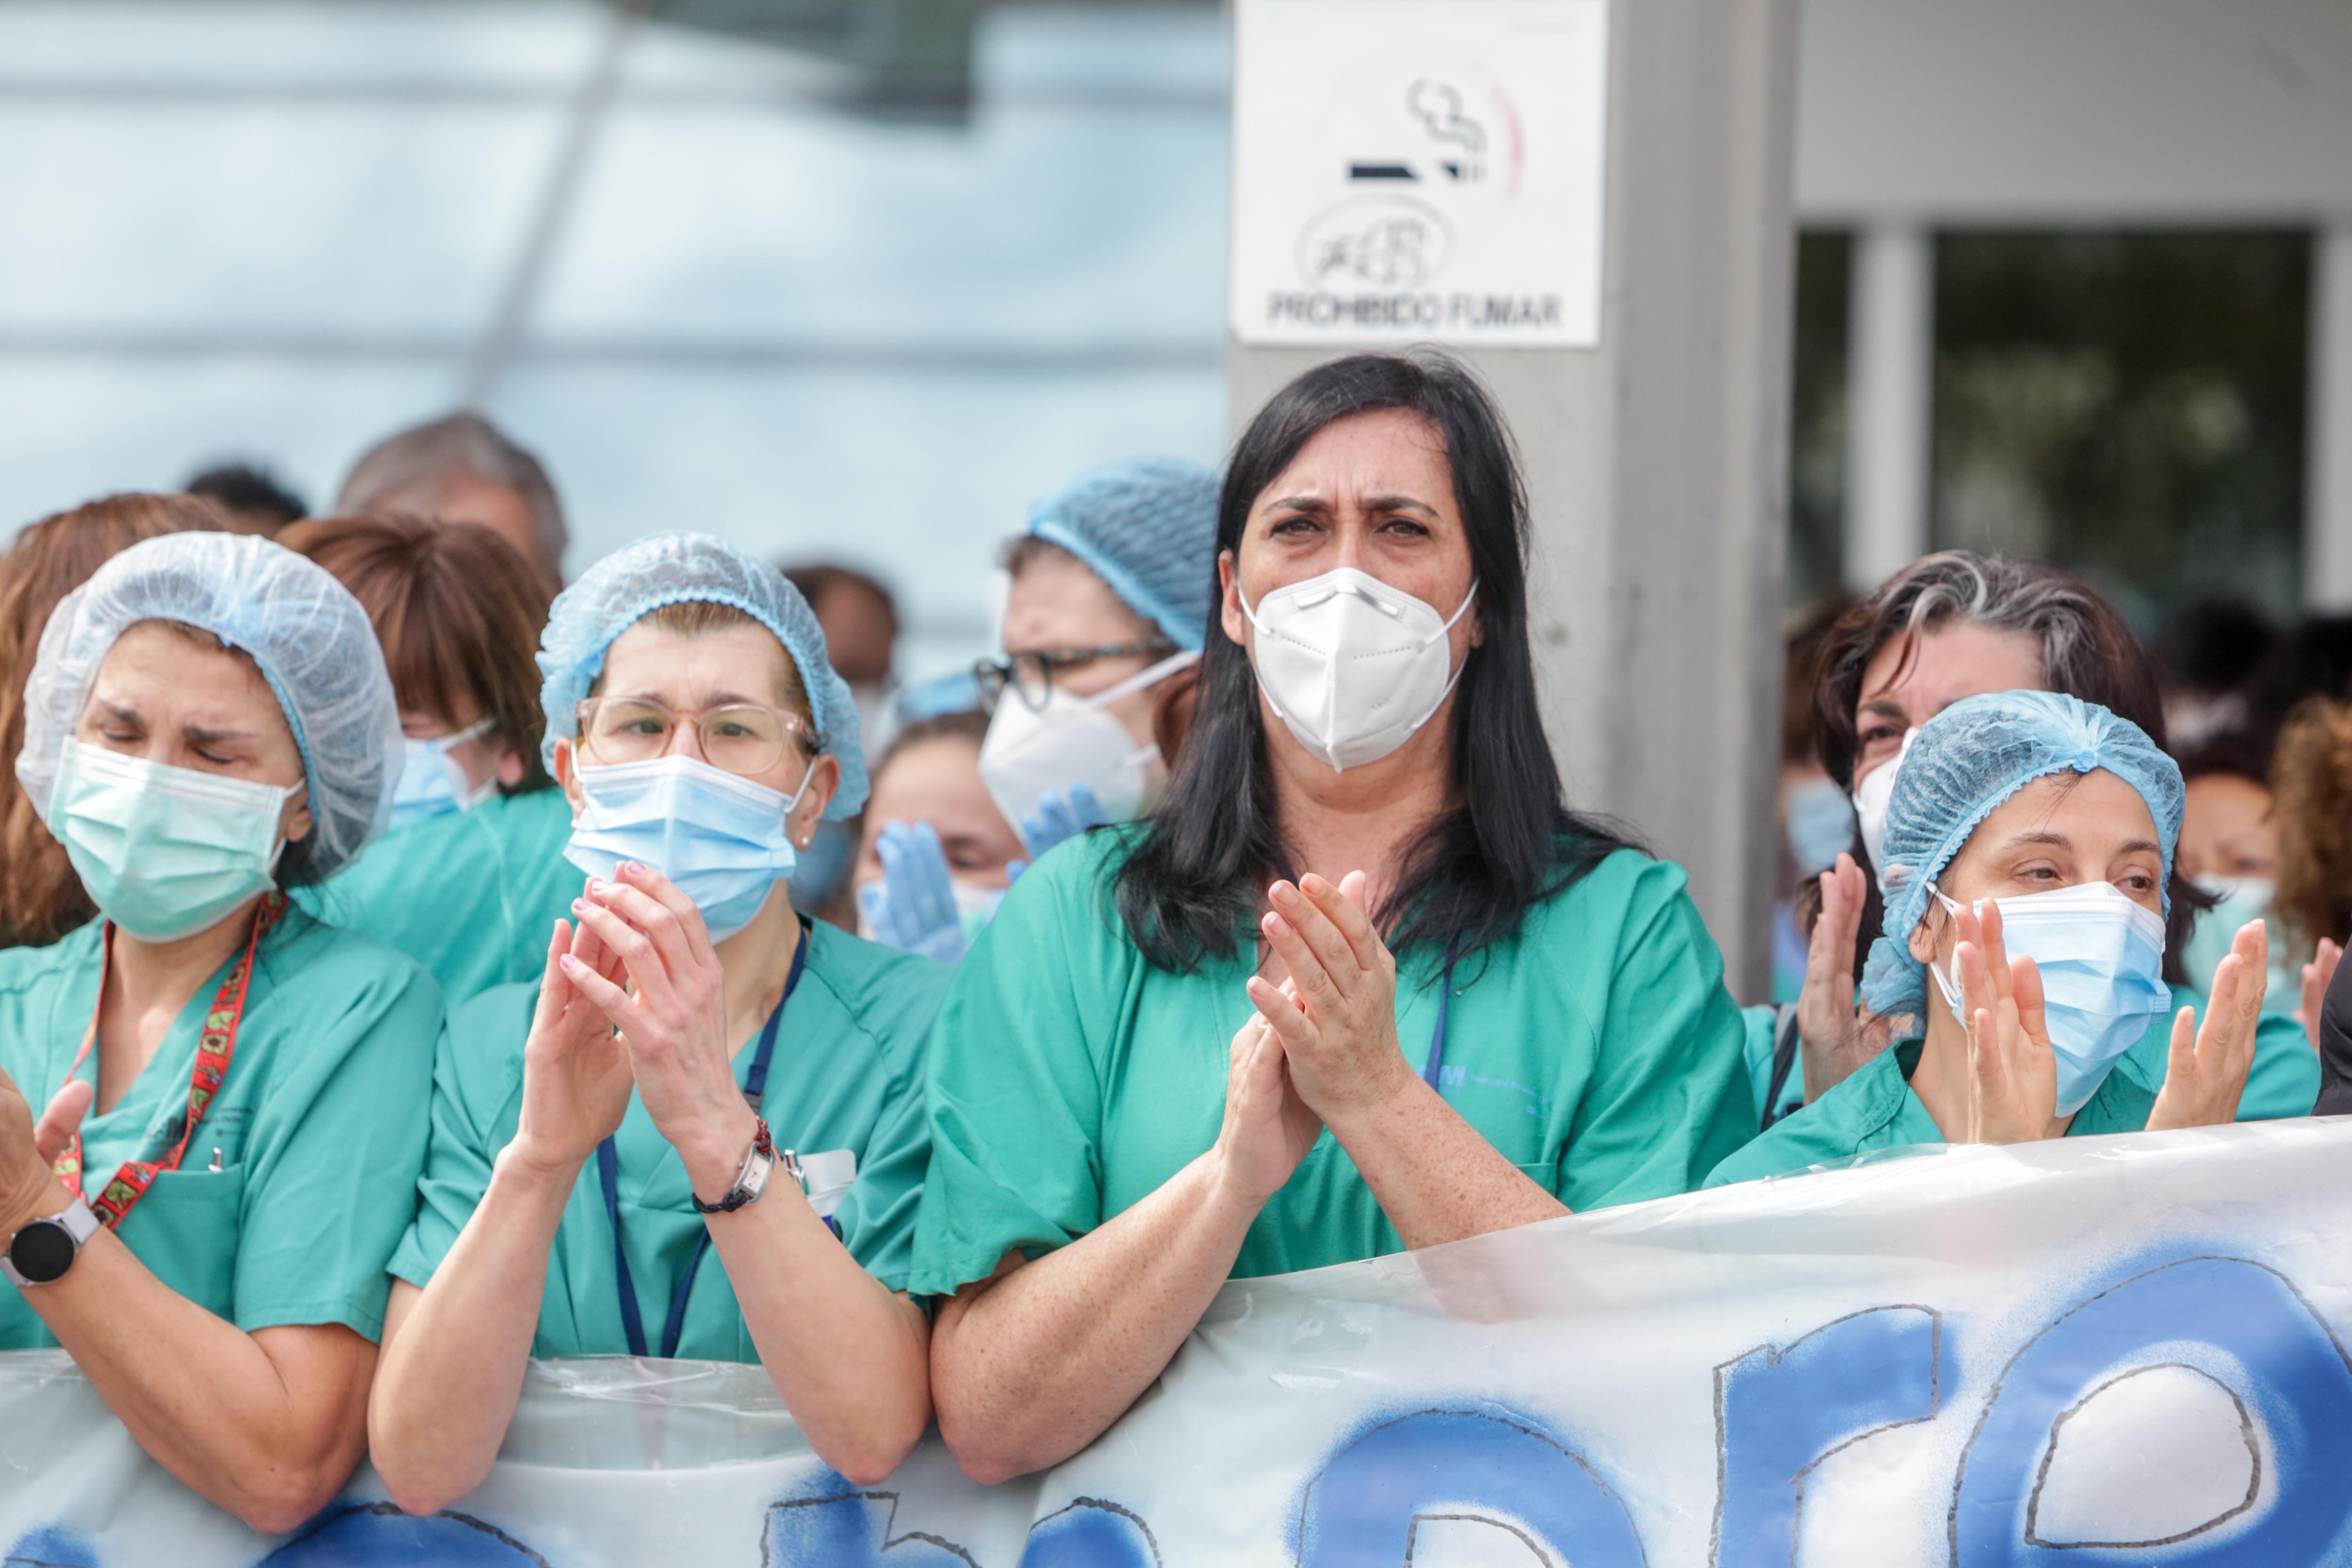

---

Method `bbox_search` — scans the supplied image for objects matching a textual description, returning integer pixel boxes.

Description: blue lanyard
[596,924,806,1361]
[1419,933,1465,1092]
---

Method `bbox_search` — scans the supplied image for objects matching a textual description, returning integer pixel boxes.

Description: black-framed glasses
[575,697,823,778]
[973,640,1178,712]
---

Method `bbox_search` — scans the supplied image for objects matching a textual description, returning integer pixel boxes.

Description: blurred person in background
[2172,734,2292,1017]
[0,533,437,1531]
[853,711,1026,964]
[183,462,308,536]
[858,458,1219,964]
[1783,551,2312,1123]
[0,493,212,948]
[2268,697,2352,1047]
[781,563,901,929]
[279,514,574,1004]
[2244,614,2352,762]
[335,411,566,591]
[2160,597,2276,751]
[1711,692,2273,1188]
[370,533,942,1503]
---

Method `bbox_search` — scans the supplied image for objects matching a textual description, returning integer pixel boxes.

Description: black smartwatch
[4,1196,100,1288]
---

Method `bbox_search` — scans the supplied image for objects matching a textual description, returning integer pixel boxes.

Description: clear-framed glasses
[973,639,1178,713]
[574,697,822,778]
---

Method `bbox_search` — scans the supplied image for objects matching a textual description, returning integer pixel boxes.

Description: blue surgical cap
[17,531,402,878]
[537,533,868,821]
[1858,690,2184,1018]
[1025,457,1220,651]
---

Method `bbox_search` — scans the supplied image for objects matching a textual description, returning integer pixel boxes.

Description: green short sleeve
[1706,1040,1937,1187]
[910,841,1125,1300]
[1559,860,1759,1208]
[387,983,534,1291]
[223,929,445,1339]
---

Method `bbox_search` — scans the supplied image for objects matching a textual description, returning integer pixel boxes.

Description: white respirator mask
[1852,726,1920,870]
[978,650,1197,843]
[1239,567,1477,772]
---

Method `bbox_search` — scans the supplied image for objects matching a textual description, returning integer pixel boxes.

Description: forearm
[1328,1073,1567,1250]
[25,1227,369,1533]
[932,1150,1262,1484]
[706,1193,931,1485]
[369,1149,575,1514]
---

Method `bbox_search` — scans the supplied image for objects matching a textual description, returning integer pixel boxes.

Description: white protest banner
[9,1116,2352,1566]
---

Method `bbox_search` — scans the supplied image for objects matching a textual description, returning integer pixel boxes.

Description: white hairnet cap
[16,531,402,880]
[537,532,868,821]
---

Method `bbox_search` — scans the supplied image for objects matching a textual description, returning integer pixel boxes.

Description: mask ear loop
[1403,580,1482,735]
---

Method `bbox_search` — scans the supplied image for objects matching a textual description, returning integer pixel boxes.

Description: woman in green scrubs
[0,532,439,1532]
[917,353,1757,1484]
[369,533,944,1508]
[1710,690,2268,1188]
[283,514,581,1004]
[1754,551,2314,1126]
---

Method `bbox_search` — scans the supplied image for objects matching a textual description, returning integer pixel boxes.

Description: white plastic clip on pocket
[799,1150,857,1219]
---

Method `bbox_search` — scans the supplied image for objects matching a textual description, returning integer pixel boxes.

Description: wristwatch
[4,1195,100,1288]
[691,1117,803,1215]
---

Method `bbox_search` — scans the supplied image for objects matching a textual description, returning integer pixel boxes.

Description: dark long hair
[1115,351,1630,972]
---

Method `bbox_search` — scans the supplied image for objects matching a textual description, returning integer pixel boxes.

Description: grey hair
[334,412,566,576]
[1816,550,2166,794]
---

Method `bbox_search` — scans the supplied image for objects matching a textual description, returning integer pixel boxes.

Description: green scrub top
[0,904,443,1348]
[1734,980,2316,1137]
[295,787,581,1006]
[387,920,947,1362]
[909,832,1757,1300]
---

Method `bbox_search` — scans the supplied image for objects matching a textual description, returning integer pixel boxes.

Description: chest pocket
[799,1150,857,1221]
[114,1164,248,1321]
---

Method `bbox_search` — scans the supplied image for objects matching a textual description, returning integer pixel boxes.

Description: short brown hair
[279,513,554,791]
[0,492,222,945]
[334,412,566,578]
[2272,697,2352,956]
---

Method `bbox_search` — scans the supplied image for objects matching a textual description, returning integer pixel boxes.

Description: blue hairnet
[1026,457,1220,651]
[538,532,868,820]
[17,532,401,879]
[1858,690,2184,1018]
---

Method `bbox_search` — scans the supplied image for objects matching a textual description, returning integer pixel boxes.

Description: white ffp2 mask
[1852,725,1919,870]
[1239,567,1476,772]
[978,649,1196,845]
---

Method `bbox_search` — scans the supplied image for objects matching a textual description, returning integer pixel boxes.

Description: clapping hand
[2149,919,2267,1131]
[861,821,970,964]
[563,862,757,1194]
[1244,872,1406,1123]
[507,910,635,1180]
[1950,898,2059,1145]
[1212,993,1323,1205]
[2297,938,2340,1055]
[1797,854,1893,1098]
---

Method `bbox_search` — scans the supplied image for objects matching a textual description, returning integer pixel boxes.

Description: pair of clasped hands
[506,862,760,1195]
[1212,870,1409,1201]
[1940,895,2267,1144]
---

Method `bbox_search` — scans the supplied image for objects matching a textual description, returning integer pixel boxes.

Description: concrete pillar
[1227,0,1799,1002]
[1842,221,1935,595]
[2309,222,2352,612]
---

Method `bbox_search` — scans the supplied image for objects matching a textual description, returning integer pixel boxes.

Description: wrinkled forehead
[598,616,797,709]
[86,620,294,740]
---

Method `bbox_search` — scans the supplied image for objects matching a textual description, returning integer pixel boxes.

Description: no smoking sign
[1231,0,1610,348]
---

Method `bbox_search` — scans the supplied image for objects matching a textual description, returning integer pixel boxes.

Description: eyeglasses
[574,697,822,778]
[973,640,1178,713]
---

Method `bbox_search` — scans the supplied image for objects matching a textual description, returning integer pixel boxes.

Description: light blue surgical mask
[564,754,807,941]
[49,738,296,942]
[1785,774,1858,876]
[1928,879,2170,1115]
[389,718,496,828]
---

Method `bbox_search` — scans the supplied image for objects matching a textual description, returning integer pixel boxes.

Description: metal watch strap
[3,1194,101,1288]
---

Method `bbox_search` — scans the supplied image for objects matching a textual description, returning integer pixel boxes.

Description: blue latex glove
[859,820,969,964]
[1019,783,1108,868]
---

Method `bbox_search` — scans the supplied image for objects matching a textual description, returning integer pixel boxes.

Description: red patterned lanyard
[49,892,285,1229]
